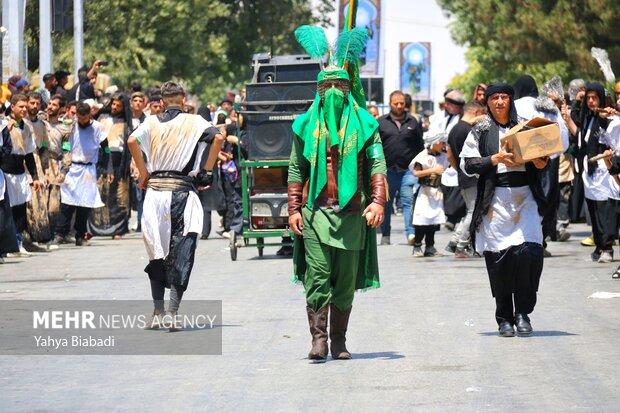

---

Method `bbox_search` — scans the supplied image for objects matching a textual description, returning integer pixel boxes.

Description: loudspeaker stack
[243,54,322,160]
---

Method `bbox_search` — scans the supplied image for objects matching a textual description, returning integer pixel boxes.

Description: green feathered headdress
[294,25,329,60]
[294,25,368,84]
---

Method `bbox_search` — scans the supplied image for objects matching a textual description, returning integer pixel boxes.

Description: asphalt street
[0,217,618,412]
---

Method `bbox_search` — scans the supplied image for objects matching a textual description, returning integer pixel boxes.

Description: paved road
[0,217,618,411]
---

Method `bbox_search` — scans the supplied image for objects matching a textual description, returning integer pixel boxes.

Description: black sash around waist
[72,161,93,166]
[495,171,529,187]
[1,154,26,175]
[148,170,195,192]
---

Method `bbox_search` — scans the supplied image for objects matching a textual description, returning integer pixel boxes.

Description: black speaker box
[245,81,316,112]
[254,55,322,83]
[244,112,303,160]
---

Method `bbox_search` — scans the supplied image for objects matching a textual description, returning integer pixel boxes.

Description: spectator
[378,90,424,245]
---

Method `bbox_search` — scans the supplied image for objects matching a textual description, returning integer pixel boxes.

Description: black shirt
[447,120,477,189]
[378,112,424,171]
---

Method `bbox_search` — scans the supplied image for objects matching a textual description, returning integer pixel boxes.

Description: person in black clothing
[378,90,424,245]
[70,61,104,101]
[446,101,486,257]
[52,70,70,98]
[460,84,550,337]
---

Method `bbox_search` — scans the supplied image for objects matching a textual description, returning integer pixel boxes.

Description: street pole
[3,0,24,76]
[39,0,53,75]
[73,0,83,75]
[1,26,8,84]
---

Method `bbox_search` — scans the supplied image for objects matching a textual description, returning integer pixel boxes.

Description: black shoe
[75,237,84,247]
[424,246,438,257]
[276,245,293,256]
[498,321,515,337]
[591,249,601,262]
[515,313,533,336]
[412,244,423,257]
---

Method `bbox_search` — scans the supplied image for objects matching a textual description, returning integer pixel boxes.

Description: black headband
[445,96,465,106]
[485,83,515,100]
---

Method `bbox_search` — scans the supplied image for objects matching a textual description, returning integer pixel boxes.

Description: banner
[339,0,381,75]
[400,42,431,100]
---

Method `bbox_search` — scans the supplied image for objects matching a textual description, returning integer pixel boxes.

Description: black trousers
[495,290,537,325]
[585,198,618,253]
[541,157,560,242]
[413,225,438,247]
[222,177,242,233]
[484,242,543,326]
[56,203,90,239]
[11,203,27,233]
[569,172,585,222]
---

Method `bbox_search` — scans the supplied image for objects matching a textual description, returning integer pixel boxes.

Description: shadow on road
[350,351,405,360]
[478,330,578,337]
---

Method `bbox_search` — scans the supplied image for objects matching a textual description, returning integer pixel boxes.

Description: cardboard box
[501,117,563,163]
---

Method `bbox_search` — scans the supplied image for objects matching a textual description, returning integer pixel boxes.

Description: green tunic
[288,127,386,310]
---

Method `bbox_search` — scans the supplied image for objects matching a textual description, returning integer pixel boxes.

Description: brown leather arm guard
[287,182,304,216]
[370,174,388,206]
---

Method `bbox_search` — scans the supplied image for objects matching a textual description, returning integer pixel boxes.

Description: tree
[437,0,620,94]
[26,0,334,102]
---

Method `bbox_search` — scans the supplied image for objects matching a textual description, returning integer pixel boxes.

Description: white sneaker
[0,257,5,264]
[221,231,231,239]
[407,234,415,246]
[598,251,614,263]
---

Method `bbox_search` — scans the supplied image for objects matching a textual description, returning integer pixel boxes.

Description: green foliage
[438,0,620,95]
[26,0,334,103]
[294,25,329,59]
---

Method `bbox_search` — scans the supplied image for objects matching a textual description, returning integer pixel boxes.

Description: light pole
[73,0,83,74]
[39,0,53,75]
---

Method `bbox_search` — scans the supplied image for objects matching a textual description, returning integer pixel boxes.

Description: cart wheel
[230,230,238,261]
[257,237,264,258]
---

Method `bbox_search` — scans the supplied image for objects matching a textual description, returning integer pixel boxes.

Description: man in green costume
[288,62,387,361]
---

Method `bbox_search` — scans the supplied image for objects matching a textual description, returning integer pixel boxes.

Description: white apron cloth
[410,150,449,226]
[5,120,37,206]
[460,125,542,252]
[60,120,106,208]
[132,113,212,260]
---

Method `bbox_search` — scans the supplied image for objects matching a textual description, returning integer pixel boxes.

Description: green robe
[288,120,387,292]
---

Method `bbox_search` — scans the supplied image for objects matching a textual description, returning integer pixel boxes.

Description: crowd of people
[0,60,244,262]
[374,77,620,280]
[2,62,620,279]
[1,53,620,348]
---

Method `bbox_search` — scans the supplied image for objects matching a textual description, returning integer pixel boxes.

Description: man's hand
[226,135,239,145]
[599,107,620,119]
[576,90,585,101]
[363,202,385,228]
[31,180,41,192]
[531,156,549,169]
[138,171,149,189]
[289,212,303,235]
[107,174,115,184]
[492,148,515,167]
[57,174,65,184]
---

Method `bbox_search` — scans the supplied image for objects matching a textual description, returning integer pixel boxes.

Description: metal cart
[228,158,292,261]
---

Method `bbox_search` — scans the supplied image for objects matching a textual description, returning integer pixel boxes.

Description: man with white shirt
[460,84,550,337]
[51,102,111,246]
[127,82,225,331]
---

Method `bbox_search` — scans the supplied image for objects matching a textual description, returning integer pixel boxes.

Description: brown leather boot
[306,306,328,361]
[329,305,352,359]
